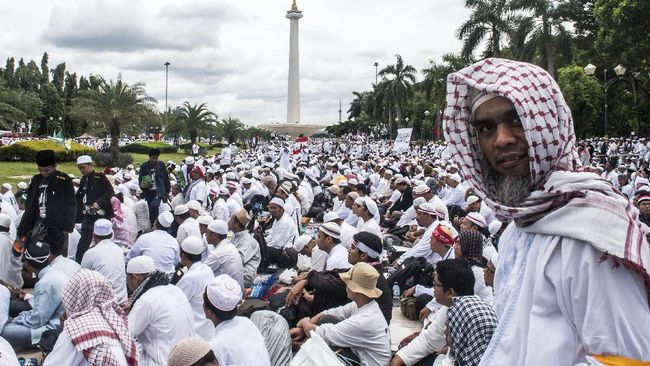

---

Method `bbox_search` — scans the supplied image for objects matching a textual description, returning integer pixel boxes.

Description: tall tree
[457,0,512,61]
[378,54,417,136]
[40,52,50,87]
[72,76,157,158]
[178,102,217,144]
[556,65,604,137]
[51,63,66,95]
[4,58,16,88]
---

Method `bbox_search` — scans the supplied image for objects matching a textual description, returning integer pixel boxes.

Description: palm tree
[178,102,217,144]
[457,0,513,62]
[378,54,417,136]
[72,76,156,158]
[509,0,573,78]
[347,91,366,120]
[219,117,245,144]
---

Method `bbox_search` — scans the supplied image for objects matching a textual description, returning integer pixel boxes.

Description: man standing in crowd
[74,155,113,262]
[444,58,649,364]
[16,150,76,255]
[139,148,171,226]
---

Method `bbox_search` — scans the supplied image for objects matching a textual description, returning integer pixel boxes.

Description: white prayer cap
[197,215,212,226]
[241,177,252,185]
[269,197,285,210]
[127,164,134,170]
[126,255,156,274]
[185,156,195,165]
[413,184,431,195]
[181,237,204,256]
[1,183,10,190]
[488,220,503,236]
[323,211,340,223]
[157,211,174,228]
[17,181,28,190]
[209,186,219,196]
[449,173,462,183]
[174,204,189,216]
[348,178,358,186]
[319,222,341,239]
[466,212,487,228]
[0,213,11,228]
[466,195,480,205]
[360,197,379,218]
[206,274,242,311]
[208,220,228,235]
[219,187,230,196]
[482,245,498,262]
[327,185,340,195]
[76,155,93,165]
[186,200,201,212]
[413,197,426,208]
[123,173,132,180]
[168,337,213,366]
[340,226,358,249]
[293,234,312,252]
[416,202,437,216]
[395,177,409,185]
[93,219,113,236]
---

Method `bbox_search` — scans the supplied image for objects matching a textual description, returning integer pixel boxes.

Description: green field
[0,149,222,186]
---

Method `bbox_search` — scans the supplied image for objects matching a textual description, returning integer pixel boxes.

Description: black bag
[37,327,62,356]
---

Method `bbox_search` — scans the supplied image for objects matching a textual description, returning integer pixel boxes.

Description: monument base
[258,123,326,138]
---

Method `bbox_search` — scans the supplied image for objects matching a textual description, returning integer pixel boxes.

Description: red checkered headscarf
[444,58,650,290]
[62,269,138,366]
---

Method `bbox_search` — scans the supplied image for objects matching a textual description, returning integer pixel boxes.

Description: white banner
[394,128,413,152]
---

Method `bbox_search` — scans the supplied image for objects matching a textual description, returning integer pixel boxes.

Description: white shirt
[67,228,81,260]
[396,307,448,365]
[226,197,242,218]
[441,186,466,207]
[480,225,650,365]
[397,222,437,265]
[265,214,298,250]
[133,199,151,233]
[357,217,382,238]
[209,316,271,366]
[0,335,20,366]
[176,262,215,341]
[129,285,195,366]
[81,239,128,305]
[126,230,180,277]
[0,287,10,331]
[44,330,128,366]
[49,255,81,278]
[189,181,208,204]
[0,232,23,288]
[176,217,201,246]
[325,244,351,270]
[316,301,391,366]
[203,239,245,288]
[211,198,230,222]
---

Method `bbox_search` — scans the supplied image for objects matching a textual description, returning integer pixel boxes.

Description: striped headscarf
[61,269,137,366]
[444,58,650,290]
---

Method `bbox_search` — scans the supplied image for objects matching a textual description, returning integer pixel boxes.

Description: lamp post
[424,110,430,142]
[164,61,170,128]
[59,116,64,137]
[584,63,627,136]
[373,62,378,86]
[48,117,53,136]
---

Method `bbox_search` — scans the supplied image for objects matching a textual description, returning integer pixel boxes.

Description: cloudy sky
[0,0,470,126]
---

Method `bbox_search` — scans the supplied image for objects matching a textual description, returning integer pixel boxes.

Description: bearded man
[444,58,650,365]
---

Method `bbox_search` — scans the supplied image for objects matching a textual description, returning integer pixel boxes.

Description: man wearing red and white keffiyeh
[43,269,137,366]
[444,58,650,365]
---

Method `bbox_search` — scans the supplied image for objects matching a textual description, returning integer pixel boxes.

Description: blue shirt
[12,266,68,344]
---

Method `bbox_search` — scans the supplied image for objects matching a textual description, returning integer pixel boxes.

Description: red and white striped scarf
[62,269,138,366]
[443,58,649,287]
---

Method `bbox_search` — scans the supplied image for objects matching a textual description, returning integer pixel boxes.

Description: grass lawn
[0,148,222,186]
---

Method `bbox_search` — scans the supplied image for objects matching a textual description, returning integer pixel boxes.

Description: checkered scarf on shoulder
[444,58,650,292]
[62,269,138,366]
[447,295,497,366]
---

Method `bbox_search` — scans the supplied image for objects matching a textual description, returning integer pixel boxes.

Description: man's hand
[285,280,307,306]
[419,307,431,322]
[403,286,416,298]
[392,260,401,269]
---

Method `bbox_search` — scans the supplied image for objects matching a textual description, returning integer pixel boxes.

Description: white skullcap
[157,211,174,228]
[168,337,213,366]
[174,204,189,215]
[269,197,285,210]
[76,155,93,165]
[323,211,340,223]
[488,220,503,236]
[241,177,252,185]
[185,156,195,165]
[208,220,228,235]
[466,212,487,228]
[449,173,462,183]
[186,200,201,212]
[348,178,358,185]
[413,184,431,195]
[0,213,11,228]
[1,183,10,190]
[126,255,156,274]
[359,197,379,218]
[123,173,132,180]
[17,181,28,190]
[293,234,312,252]
[413,197,426,207]
[93,218,113,236]
[340,225,358,249]
[181,237,204,255]
[466,195,480,205]
[197,215,212,226]
[416,202,437,216]
[206,274,242,311]
[319,222,341,239]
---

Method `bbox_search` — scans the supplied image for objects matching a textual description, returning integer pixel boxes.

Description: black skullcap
[149,148,160,156]
[25,241,51,263]
[36,149,56,167]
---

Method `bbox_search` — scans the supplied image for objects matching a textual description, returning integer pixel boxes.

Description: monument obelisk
[286,0,302,124]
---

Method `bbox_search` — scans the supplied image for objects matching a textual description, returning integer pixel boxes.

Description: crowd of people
[0,58,649,366]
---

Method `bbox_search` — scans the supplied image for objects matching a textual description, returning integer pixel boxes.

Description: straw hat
[339,262,382,298]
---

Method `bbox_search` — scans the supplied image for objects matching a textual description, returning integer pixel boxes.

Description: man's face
[472,97,529,178]
[316,230,330,251]
[190,171,200,180]
[127,273,142,292]
[345,196,355,208]
[415,210,434,227]
[347,242,364,265]
[639,201,650,214]
[38,165,56,177]
[268,203,283,219]
[459,217,477,233]
[77,163,94,176]
[396,183,407,192]
[433,273,452,307]
[0,187,6,195]
[149,155,159,163]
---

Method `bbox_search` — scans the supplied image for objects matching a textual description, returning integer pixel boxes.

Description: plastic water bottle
[392,283,401,307]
